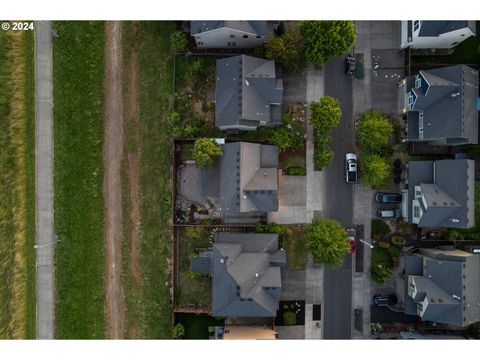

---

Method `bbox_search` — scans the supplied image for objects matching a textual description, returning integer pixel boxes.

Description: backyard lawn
[175,313,224,339]
[176,227,213,308]
[53,21,106,339]
[283,226,308,270]
[0,29,36,339]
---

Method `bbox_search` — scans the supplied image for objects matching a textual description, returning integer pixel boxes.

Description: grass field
[0,29,36,339]
[53,21,106,339]
[121,21,176,339]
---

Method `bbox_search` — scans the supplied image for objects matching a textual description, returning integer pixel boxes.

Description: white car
[345,153,357,183]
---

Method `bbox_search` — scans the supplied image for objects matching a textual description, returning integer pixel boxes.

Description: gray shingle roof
[216,55,283,130]
[212,233,285,317]
[406,65,479,145]
[191,21,273,37]
[220,142,279,212]
[404,249,480,326]
[407,159,475,228]
[418,21,472,37]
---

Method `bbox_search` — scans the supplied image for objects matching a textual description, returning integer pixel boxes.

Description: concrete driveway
[268,173,306,224]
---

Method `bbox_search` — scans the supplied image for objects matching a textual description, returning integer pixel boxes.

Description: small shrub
[255,222,285,234]
[387,245,401,257]
[170,31,188,52]
[187,271,203,279]
[270,113,305,152]
[173,323,185,339]
[184,226,206,239]
[371,264,393,284]
[371,219,390,240]
[287,167,306,176]
[445,230,464,241]
[283,312,297,326]
[378,241,390,249]
[371,323,383,336]
[391,235,406,247]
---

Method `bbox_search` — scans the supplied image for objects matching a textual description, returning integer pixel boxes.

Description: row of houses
[191,20,477,51]
[179,20,480,332]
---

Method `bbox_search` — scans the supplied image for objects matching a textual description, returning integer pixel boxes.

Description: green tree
[265,25,305,73]
[192,138,223,167]
[313,145,334,170]
[309,96,342,132]
[357,109,393,155]
[271,113,305,151]
[170,31,188,52]
[172,323,185,339]
[305,218,350,268]
[299,21,356,65]
[361,154,391,188]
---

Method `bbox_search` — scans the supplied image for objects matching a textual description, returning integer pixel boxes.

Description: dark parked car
[373,294,397,307]
[375,192,402,203]
[345,56,356,75]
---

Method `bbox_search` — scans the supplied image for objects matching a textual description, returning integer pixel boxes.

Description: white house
[191,21,275,49]
[401,21,476,49]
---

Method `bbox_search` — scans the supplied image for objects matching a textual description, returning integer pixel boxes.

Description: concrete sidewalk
[35,21,55,339]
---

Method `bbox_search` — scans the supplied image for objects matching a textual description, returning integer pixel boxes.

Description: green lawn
[176,227,212,308]
[121,21,176,339]
[176,313,224,339]
[53,21,106,339]
[283,226,308,270]
[24,30,36,340]
[0,30,36,339]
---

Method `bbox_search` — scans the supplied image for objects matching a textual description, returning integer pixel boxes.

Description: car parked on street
[345,153,357,184]
[373,294,397,307]
[375,192,402,203]
[377,209,401,218]
[345,56,356,75]
[346,228,356,253]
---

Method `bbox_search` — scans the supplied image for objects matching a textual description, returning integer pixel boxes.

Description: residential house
[404,248,480,327]
[191,232,286,317]
[403,158,475,229]
[398,65,479,146]
[191,21,275,49]
[400,21,476,49]
[216,55,283,131]
[179,141,279,215]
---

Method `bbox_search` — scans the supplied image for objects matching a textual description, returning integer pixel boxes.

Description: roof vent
[451,92,460,97]
[245,80,250,86]
[220,258,224,264]
[255,273,259,277]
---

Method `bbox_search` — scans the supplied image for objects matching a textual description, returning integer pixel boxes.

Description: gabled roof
[191,21,273,37]
[216,55,283,129]
[212,233,286,317]
[406,65,479,144]
[404,249,480,326]
[418,21,474,37]
[220,142,279,212]
[407,159,475,228]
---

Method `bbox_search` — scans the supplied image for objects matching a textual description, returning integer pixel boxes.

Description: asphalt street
[322,55,355,339]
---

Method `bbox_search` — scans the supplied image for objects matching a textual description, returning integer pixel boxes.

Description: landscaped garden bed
[175,313,224,339]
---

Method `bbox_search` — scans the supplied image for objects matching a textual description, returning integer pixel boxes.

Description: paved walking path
[35,20,55,339]
[303,62,325,339]
[305,62,325,223]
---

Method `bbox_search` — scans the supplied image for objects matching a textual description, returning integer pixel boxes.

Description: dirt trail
[103,21,125,339]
